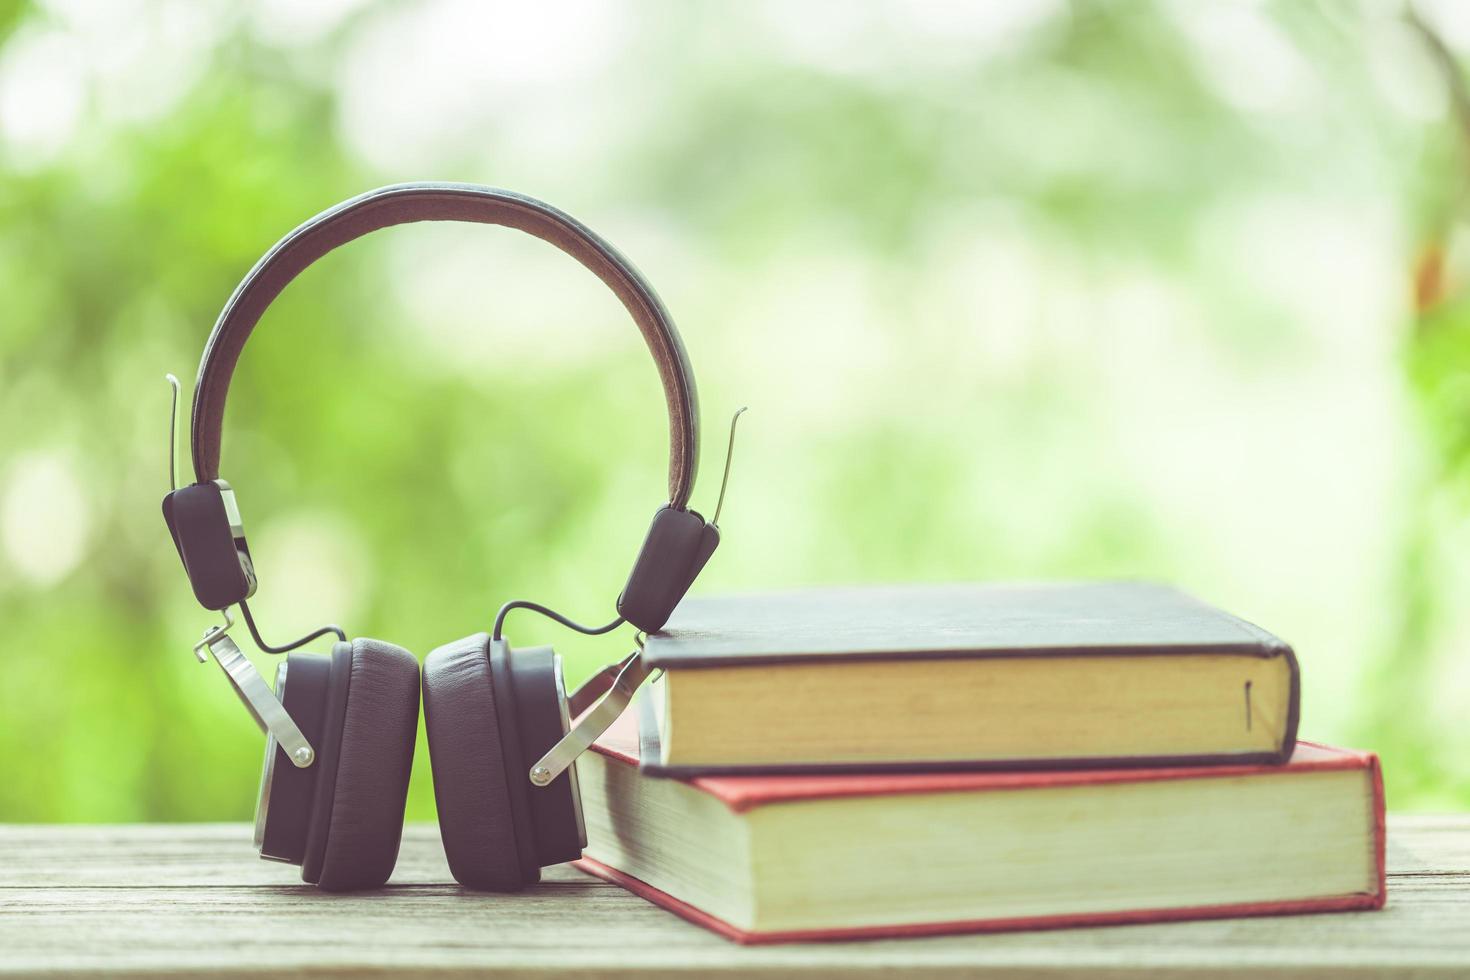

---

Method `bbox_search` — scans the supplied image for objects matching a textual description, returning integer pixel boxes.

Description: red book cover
[573,710,1386,945]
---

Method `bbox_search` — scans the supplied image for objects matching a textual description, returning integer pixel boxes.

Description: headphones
[162,183,730,890]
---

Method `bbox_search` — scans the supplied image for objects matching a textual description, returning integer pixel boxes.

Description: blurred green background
[3,0,1469,823]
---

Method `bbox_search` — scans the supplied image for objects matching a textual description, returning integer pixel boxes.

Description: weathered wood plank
[0,816,1465,978]
[0,825,454,887]
[1385,814,1470,874]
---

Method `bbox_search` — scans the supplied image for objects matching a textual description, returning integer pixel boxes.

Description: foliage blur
[2,0,1469,822]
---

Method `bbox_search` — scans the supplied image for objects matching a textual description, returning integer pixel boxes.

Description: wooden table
[0,815,1464,977]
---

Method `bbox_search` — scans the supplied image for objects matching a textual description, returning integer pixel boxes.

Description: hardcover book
[574,703,1385,944]
[642,581,1300,773]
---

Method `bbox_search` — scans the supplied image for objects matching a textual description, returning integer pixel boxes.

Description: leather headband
[190,182,700,509]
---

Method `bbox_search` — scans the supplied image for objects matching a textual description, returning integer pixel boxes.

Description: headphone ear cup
[423,633,536,891]
[313,637,419,891]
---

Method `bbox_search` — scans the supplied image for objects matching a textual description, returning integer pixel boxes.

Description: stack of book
[573,582,1385,943]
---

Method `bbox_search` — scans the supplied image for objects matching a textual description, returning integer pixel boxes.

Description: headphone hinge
[162,479,259,611]
[616,506,720,634]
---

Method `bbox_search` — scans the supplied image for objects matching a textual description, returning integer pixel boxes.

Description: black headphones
[162,183,728,890]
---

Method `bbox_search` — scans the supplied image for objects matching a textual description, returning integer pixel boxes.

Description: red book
[573,703,1385,944]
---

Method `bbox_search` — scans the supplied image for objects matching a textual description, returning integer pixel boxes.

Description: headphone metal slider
[529,651,655,786]
[195,611,316,769]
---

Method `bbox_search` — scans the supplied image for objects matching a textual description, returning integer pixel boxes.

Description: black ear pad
[423,633,538,891]
[310,638,420,891]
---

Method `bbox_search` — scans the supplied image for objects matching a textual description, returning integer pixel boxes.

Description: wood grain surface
[0,815,1464,978]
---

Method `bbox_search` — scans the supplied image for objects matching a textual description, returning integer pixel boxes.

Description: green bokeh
[1,1,1467,822]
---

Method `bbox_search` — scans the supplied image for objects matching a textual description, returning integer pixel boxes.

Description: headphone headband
[190,182,700,508]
